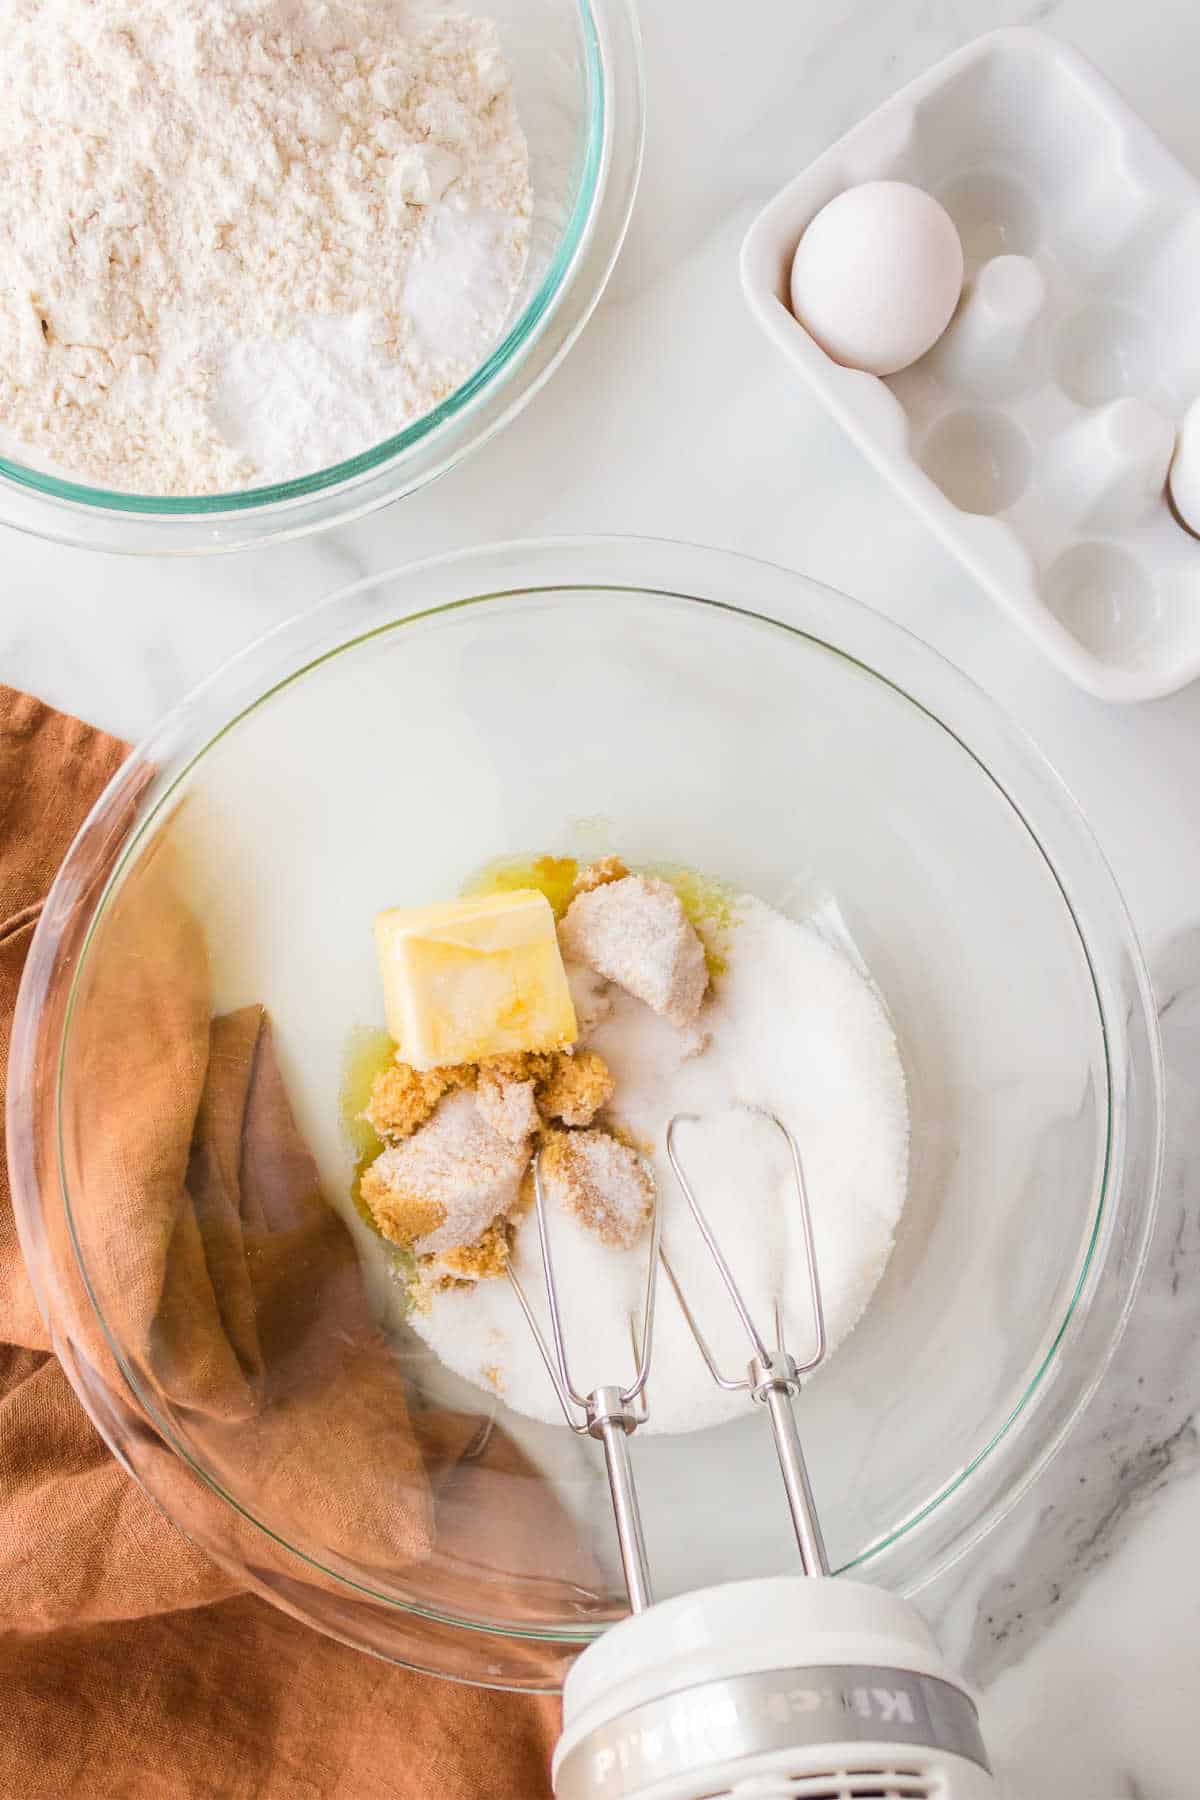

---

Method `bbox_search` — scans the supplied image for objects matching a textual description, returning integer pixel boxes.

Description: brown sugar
[358,1045,615,1256]
[475,1069,540,1144]
[536,1050,614,1127]
[433,1216,514,1281]
[480,1049,556,1086]
[540,1127,654,1250]
[408,1218,515,1311]
[357,1164,447,1249]
[476,1047,615,1128]
[572,855,630,896]
[355,851,685,1295]
[559,873,708,1028]
[360,1092,529,1254]
[365,1059,474,1142]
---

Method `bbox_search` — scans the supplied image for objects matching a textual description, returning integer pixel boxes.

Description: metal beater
[512,1113,994,1798]
[506,1146,662,1613]
[663,1107,830,1579]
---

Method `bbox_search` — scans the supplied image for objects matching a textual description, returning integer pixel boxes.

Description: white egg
[789,180,964,377]
[1169,395,1200,538]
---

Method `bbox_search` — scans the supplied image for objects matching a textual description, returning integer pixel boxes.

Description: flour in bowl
[0,0,531,493]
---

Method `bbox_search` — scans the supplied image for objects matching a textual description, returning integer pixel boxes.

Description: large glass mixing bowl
[0,1,641,555]
[8,539,1162,1689]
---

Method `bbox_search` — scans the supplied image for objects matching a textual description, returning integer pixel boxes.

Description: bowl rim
[0,0,644,554]
[7,535,1165,1678]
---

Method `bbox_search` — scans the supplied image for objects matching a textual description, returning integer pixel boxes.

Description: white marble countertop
[4,2,1200,1794]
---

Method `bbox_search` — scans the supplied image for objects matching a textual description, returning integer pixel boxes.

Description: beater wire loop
[506,1143,662,1610]
[663,1107,826,1380]
[663,1106,831,1577]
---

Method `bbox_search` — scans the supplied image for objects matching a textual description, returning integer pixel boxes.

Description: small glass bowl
[0,1,642,555]
[7,539,1163,1689]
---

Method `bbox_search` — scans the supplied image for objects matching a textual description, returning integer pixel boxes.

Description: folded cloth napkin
[0,685,565,1799]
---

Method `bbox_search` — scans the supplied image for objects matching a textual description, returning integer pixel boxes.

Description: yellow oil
[464,852,580,919]
[468,852,738,980]
[339,1025,394,1233]
[642,863,738,979]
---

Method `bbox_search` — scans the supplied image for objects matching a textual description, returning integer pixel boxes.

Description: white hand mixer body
[508,1113,994,1800]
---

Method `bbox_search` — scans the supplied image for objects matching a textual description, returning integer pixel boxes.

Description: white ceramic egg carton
[741,27,1200,702]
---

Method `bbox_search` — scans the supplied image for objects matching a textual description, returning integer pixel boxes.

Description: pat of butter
[374,890,578,1070]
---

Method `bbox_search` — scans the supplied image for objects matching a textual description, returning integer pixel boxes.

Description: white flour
[0,0,531,493]
[408,895,911,1434]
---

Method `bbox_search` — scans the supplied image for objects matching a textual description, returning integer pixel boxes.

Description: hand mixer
[508,1111,995,1800]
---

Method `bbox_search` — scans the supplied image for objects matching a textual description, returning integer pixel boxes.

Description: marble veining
[927,928,1200,1683]
[4,1,1200,1794]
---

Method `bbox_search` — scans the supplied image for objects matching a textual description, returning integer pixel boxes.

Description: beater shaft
[590,1391,654,1613]
[757,1365,830,1577]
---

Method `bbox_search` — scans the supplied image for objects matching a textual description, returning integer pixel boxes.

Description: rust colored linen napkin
[0,685,563,1799]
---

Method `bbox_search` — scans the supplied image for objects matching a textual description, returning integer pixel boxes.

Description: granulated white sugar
[408,895,910,1433]
[564,963,614,1038]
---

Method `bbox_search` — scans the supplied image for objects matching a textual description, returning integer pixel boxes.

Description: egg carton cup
[741,27,1200,703]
